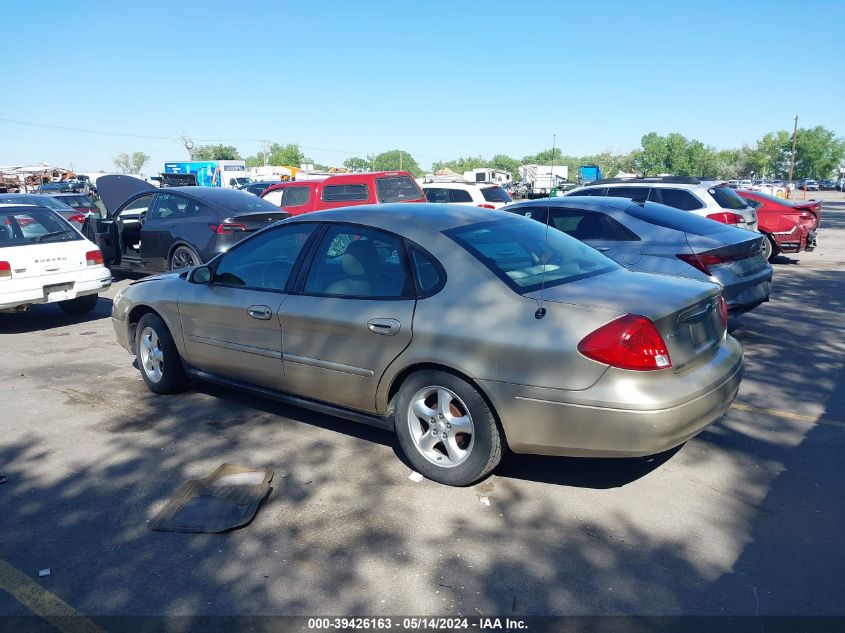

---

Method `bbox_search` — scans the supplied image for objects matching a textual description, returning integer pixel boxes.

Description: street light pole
[787,115,798,193]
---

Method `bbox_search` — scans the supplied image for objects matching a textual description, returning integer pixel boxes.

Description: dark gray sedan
[112,204,743,486]
[506,197,773,316]
[0,193,89,225]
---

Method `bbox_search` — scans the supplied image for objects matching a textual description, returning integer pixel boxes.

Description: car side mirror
[191,266,213,284]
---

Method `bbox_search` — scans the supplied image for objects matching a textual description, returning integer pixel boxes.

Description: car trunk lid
[222,210,290,232]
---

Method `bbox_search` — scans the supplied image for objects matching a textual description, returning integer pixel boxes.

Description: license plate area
[43,282,75,302]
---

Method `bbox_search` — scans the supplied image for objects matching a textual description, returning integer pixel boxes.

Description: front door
[178,223,319,390]
[279,224,415,413]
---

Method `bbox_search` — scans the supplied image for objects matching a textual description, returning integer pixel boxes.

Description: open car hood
[97,175,156,216]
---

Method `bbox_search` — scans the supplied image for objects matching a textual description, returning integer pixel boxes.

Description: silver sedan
[112,204,744,486]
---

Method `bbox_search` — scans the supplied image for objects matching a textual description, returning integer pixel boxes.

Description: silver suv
[566,177,758,231]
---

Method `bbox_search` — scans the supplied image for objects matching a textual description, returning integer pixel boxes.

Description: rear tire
[761,234,776,262]
[135,313,188,394]
[169,245,201,271]
[394,370,502,486]
[58,294,98,315]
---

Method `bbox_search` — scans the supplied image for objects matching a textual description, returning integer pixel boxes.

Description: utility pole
[399,151,403,171]
[261,140,268,167]
[787,115,798,187]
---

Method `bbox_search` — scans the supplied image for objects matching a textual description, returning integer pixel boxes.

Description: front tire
[135,313,188,394]
[394,370,503,486]
[169,245,201,271]
[58,294,98,315]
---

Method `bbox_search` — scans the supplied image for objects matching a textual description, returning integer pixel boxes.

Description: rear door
[524,206,621,259]
[142,193,213,271]
[279,224,416,412]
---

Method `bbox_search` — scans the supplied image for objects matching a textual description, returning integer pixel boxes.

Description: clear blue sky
[2,0,843,173]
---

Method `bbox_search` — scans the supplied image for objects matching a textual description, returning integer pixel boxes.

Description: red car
[737,190,818,261]
[261,171,426,215]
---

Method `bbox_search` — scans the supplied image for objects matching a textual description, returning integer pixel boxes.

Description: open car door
[97,175,156,217]
[82,215,120,265]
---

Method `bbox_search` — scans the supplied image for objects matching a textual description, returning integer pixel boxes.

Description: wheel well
[126,305,160,354]
[385,363,506,445]
[167,242,199,265]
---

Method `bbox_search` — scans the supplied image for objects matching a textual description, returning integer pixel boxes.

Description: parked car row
[7,169,823,486]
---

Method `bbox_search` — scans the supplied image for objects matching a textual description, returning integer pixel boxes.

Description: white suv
[0,204,111,314]
[420,179,513,209]
[565,177,758,231]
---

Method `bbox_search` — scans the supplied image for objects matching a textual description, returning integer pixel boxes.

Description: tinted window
[546,209,638,241]
[449,189,473,203]
[606,186,649,200]
[376,176,424,202]
[447,217,619,293]
[743,198,762,210]
[148,193,204,220]
[624,202,724,236]
[656,188,705,211]
[56,195,94,207]
[120,194,155,217]
[571,187,607,196]
[410,247,443,295]
[709,186,749,210]
[304,226,408,298]
[481,187,513,203]
[424,188,449,203]
[0,208,80,246]
[323,184,369,202]
[214,224,316,291]
[283,186,310,207]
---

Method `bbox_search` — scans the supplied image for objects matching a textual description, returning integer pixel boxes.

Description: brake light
[85,249,104,266]
[578,314,671,371]
[0,261,11,279]
[718,295,728,331]
[476,204,496,209]
[68,213,86,224]
[209,223,248,234]
[706,212,745,225]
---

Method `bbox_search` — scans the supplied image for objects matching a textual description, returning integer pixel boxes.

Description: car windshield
[0,208,80,246]
[624,202,725,235]
[481,187,513,203]
[447,217,619,293]
[376,176,424,202]
[57,195,94,207]
[709,186,749,210]
[0,195,73,211]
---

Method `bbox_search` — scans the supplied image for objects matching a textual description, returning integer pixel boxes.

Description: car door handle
[247,305,272,320]
[367,318,401,336]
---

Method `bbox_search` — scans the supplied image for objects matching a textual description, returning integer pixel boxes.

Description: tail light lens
[578,314,672,371]
[68,213,86,224]
[718,295,728,331]
[707,212,745,225]
[209,223,248,234]
[0,261,11,279]
[85,249,104,266]
[476,204,496,209]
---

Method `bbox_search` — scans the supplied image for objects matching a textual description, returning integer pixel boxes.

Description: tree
[488,154,521,180]
[792,126,845,180]
[192,144,241,160]
[343,157,370,172]
[112,151,149,174]
[372,150,422,177]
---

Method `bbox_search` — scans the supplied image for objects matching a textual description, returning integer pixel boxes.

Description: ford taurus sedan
[111,204,744,485]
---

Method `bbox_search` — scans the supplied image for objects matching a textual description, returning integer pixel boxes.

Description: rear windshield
[481,187,513,203]
[323,184,369,202]
[56,195,94,207]
[223,193,283,213]
[376,176,424,203]
[0,208,81,247]
[709,186,749,210]
[624,202,724,236]
[0,195,73,211]
[446,217,618,293]
[741,191,798,206]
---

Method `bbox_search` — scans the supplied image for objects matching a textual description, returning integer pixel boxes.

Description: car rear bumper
[0,268,111,311]
[773,227,816,253]
[480,336,744,457]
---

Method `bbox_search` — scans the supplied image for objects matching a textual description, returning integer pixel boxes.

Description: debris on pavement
[408,471,424,483]
[149,463,274,533]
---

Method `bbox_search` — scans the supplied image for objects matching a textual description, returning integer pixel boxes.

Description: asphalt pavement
[1,195,844,623]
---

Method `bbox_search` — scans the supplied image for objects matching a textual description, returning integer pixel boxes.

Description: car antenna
[535,134,555,320]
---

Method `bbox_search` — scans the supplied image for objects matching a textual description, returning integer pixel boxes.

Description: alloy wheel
[406,385,475,468]
[139,326,165,383]
[171,247,199,270]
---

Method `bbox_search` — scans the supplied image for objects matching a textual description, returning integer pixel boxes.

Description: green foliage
[792,126,845,179]
[343,157,371,172]
[431,156,488,175]
[372,150,422,177]
[245,143,307,169]
[192,144,241,160]
[112,151,149,174]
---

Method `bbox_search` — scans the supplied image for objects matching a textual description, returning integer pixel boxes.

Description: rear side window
[449,189,473,203]
[120,194,155,218]
[282,186,310,207]
[263,189,284,206]
[424,188,449,203]
[606,186,649,200]
[544,209,639,242]
[410,247,443,295]
[376,176,424,202]
[624,202,724,236]
[743,198,762,210]
[654,188,705,211]
[709,186,749,210]
[323,184,369,202]
[481,187,512,203]
[570,187,607,196]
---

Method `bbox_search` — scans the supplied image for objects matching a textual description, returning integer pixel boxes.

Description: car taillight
[209,223,248,234]
[718,295,728,331]
[85,249,104,266]
[476,204,496,209]
[68,213,86,224]
[706,212,745,225]
[577,314,671,371]
[0,261,11,279]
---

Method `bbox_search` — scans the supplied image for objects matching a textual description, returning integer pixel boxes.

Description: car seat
[325,239,383,296]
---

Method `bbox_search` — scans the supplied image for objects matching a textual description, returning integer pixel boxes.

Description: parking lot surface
[1,196,844,620]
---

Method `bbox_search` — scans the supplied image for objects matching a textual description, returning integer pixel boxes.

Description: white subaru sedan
[0,204,111,314]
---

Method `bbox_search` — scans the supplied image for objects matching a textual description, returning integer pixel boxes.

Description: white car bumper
[0,267,112,311]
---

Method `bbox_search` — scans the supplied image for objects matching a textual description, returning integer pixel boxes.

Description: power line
[0,117,179,142]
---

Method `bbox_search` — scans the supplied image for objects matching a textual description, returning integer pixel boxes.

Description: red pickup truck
[260,171,426,215]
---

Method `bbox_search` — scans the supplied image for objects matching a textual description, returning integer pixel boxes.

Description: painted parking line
[0,559,106,633]
[732,402,845,430]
